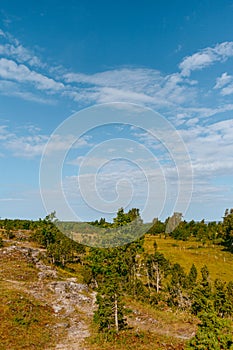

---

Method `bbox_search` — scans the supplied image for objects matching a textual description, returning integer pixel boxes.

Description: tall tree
[88,208,143,334]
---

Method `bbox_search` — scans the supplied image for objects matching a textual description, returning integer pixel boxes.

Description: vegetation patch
[0,248,38,282]
[86,328,185,350]
[144,236,233,282]
[0,285,56,350]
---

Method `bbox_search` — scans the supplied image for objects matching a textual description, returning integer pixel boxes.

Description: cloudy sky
[0,0,233,222]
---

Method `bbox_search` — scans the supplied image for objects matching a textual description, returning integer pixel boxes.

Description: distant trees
[148,213,222,243]
[30,215,85,267]
[146,218,165,235]
[0,218,37,231]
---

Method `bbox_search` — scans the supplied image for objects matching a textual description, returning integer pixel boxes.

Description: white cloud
[171,104,233,126]
[220,83,233,96]
[64,68,162,88]
[0,43,42,67]
[1,32,232,113]
[0,29,5,37]
[180,119,233,176]
[64,68,197,108]
[0,79,55,103]
[5,134,48,157]
[179,42,233,76]
[44,134,92,156]
[0,125,12,140]
[214,72,233,89]
[0,29,44,68]
[213,72,233,96]
[0,58,64,91]
[0,198,24,201]
[68,156,108,167]
[63,164,165,218]
[0,32,232,115]
[0,125,93,158]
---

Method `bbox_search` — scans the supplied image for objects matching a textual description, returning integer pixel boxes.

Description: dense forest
[0,208,233,349]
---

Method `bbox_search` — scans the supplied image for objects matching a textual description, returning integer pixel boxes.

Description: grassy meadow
[144,235,233,283]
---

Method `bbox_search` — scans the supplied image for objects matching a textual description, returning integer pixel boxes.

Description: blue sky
[0,0,233,222]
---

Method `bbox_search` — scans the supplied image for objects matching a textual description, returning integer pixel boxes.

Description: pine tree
[87,209,144,334]
[186,311,233,350]
[168,263,189,309]
[187,264,198,288]
[191,265,212,315]
[146,251,170,293]
[92,247,128,333]
[213,279,227,317]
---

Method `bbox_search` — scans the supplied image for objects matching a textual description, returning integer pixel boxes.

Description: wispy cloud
[0,31,66,101]
[0,43,42,67]
[179,42,233,76]
[0,198,24,201]
[0,29,44,68]
[0,58,64,91]
[0,124,93,158]
[0,29,5,37]
[214,72,233,96]
[1,30,233,115]
[0,79,54,103]
[214,72,233,89]
[64,68,197,107]
[181,119,233,176]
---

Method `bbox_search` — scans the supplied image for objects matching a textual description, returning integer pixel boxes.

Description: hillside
[0,230,95,350]
[0,225,232,349]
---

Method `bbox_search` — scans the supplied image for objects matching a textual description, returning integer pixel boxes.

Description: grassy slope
[1,230,233,350]
[0,284,56,350]
[86,234,233,350]
[144,235,233,283]
[0,241,56,350]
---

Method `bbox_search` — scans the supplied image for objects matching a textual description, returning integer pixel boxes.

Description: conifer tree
[187,264,198,289]
[186,311,233,350]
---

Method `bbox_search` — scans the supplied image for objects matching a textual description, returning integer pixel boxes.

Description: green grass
[144,235,233,283]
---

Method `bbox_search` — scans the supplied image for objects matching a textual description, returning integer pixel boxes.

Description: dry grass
[0,249,38,282]
[0,237,56,349]
[144,235,233,283]
[56,262,85,283]
[0,283,56,350]
[85,294,197,350]
[86,328,185,350]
